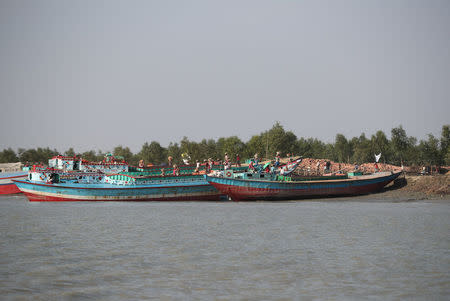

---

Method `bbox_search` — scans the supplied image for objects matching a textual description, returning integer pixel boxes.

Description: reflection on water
[1,195,449,300]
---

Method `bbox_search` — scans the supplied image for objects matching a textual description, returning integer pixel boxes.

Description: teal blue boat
[205,171,402,201]
[14,173,223,202]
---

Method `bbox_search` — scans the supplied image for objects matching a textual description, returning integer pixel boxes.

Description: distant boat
[205,171,402,201]
[13,173,223,202]
[0,172,27,194]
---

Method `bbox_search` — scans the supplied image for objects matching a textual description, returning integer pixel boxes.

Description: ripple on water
[0,197,449,300]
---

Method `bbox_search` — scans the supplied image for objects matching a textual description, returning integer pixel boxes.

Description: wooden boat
[205,171,402,201]
[13,173,223,202]
[0,172,27,194]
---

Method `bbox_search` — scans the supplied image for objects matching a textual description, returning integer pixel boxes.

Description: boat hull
[0,172,27,194]
[13,179,222,202]
[205,172,402,201]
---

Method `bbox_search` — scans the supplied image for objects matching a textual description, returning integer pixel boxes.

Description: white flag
[375,153,381,162]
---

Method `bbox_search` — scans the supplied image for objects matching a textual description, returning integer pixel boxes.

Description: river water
[1,195,449,300]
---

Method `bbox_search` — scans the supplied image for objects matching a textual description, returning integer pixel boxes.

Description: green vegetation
[1,123,449,167]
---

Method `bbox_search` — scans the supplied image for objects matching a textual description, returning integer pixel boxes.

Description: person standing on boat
[224,153,230,170]
[208,158,214,169]
[270,163,275,174]
[194,160,200,173]
[254,154,259,167]
[173,164,180,176]
[274,152,281,167]
[235,154,241,167]
[204,159,209,174]
[138,160,145,168]
[168,156,173,167]
[248,160,255,172]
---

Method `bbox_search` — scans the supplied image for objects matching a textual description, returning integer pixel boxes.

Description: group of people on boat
[137,151,304,177]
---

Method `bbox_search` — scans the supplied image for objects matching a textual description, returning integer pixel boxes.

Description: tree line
[1,123,449,167]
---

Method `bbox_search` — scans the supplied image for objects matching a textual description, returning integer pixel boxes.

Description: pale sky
[1,0,449,153]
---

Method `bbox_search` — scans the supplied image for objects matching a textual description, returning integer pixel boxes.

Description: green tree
[179,137,205,163]
[80,150,98,162]
[296,138,313,157]
[0,148,19,163]
[64,148,76,157]
[18,147,58,164]
[323,143,335,161]
[371,130,390,163]
[418,134,441,165]
[391,126,409,165]
[245,135,265,160]
[295,138,329,158]
[216,136,245,160]
[440,125,450,165]
[167,142,182,165]
[113,145,134,163]
[18,148,36,163]
[445,148,450,166]
[262,122,298,159]
[334,134,351,163]
[404,137,419,166]
[138,142,166,165]
[351,133,372,164]
[198,139,218,161]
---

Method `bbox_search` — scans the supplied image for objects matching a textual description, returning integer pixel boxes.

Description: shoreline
[332,174,449,202]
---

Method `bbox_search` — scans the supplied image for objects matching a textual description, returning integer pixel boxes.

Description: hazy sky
[1,0,449,153]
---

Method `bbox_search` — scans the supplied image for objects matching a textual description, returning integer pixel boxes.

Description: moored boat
[13,173,223,202]
[205,171,403,201]
[0,172,28,194]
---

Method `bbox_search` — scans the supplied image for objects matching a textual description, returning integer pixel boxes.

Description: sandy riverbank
[382,174,449,200]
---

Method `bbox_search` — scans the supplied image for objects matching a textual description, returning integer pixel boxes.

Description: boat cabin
[49,156,82,171]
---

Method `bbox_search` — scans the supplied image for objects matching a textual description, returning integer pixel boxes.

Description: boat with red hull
[205,171,402,201]
[13,173,223,202]
[0,172,27,194]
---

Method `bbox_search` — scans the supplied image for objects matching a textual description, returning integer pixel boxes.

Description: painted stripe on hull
[0,175,27,184]
[23,192,221,202]
[0,175,27,194]
[19,187,221,202]
[206,172,401,201]
[0,172,27,180]
[14,180,222,202]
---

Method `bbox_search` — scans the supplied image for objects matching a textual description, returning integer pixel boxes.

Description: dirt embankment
[401,174,449,196]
